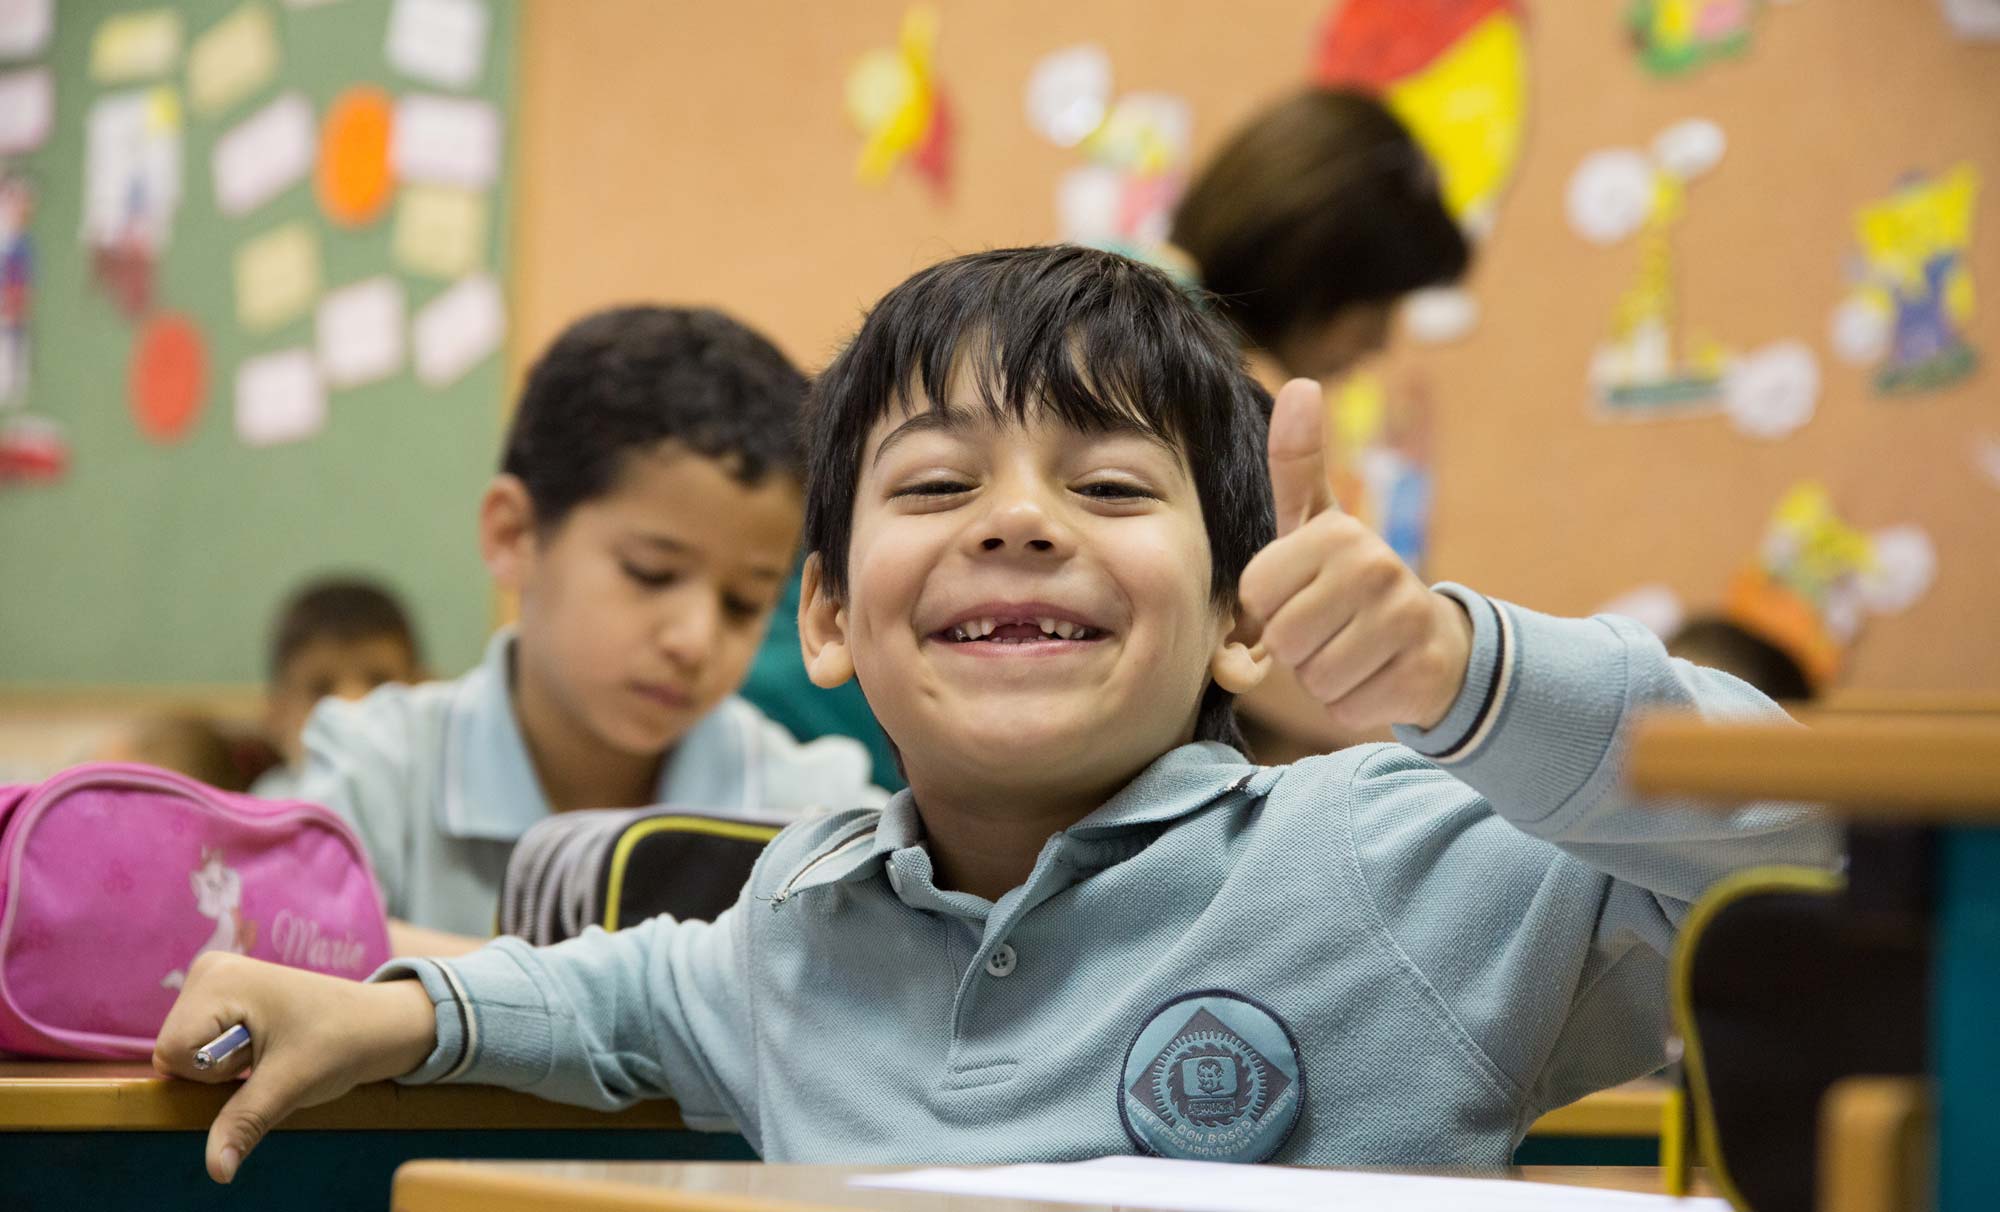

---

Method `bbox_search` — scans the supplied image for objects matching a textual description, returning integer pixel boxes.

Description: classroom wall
[511,0,1998,693]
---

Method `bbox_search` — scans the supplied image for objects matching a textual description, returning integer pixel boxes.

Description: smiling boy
[159,248,1834,1180]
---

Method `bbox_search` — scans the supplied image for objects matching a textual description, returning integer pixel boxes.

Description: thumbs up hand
[1237,379,1471,734]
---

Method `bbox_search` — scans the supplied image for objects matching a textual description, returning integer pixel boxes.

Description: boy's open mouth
[932,605,1107,646]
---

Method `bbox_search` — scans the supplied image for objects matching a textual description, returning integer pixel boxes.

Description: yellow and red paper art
[843,5,954,201]
[1828,164,1980,395]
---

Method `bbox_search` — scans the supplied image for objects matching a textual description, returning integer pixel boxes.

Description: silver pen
[193,1023,252,1071]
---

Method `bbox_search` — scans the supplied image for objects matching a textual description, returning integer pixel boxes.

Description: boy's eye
[890,479,973,498]
[1076,479,1156,500]
[722,594,765,622]
[621,562,679,588]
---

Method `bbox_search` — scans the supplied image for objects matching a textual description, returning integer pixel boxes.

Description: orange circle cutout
[130,313,208,444]
[317,86,395,227]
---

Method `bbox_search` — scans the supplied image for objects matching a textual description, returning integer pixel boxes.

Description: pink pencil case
[0,762,390,1059]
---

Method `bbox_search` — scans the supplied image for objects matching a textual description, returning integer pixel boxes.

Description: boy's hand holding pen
[152,953,438,1184]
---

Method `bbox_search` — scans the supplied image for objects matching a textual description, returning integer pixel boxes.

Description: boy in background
[284,306,884,952]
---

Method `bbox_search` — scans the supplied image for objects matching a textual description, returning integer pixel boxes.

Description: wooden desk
[1629,710,2000,1212]
[1527,1079,1668,1139]
[390,1161,1701,1212]
[0,1062,750,1212]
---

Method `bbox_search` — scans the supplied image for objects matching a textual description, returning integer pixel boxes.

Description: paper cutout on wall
[0,67,53,155]
[1026,46,1191,261]
[0,0,54,60]
[0,413,65,484]
[0,172,32,406]
[1828,164,1980,395]
[1327,371,1433,574]
[129,312,207,443]
[317,87,393,226]
[188,3,279,117]
[1721,339,1818,439]
[84,88,182,319]
[318,275,404,388]
[391,93,499,189]
[393,183,485,278]
[91,10,181,83]
[412,273,502,386]
[1313,0,1528,344]
[233,221,319,333]
[844,5,954,200]
[1937,0,2000,39]
[1974,433,2000,489]
[214,91,312,217]
[386,0,489,89]
[235,347,325,446]
[1596,583,1687,639]
[1569,119,1733,416]
[1627,0,1761,77]
[1725,482,1937,688]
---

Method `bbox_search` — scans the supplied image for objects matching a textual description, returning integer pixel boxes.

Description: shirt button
[984,943,1017,978]
[887,866,903,895]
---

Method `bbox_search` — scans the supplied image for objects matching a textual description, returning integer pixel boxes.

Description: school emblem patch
[1119,990,1304,1163]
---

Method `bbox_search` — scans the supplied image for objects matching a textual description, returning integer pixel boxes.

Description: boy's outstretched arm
[153,953,438,1183]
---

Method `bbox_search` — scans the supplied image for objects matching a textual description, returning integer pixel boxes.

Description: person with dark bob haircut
[275,305,885,956]
[162,247,1831,1181]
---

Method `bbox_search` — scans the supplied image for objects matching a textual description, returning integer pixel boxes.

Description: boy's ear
[1210,605,1273,695]
[797,553,856,689]
[478,475,538,592]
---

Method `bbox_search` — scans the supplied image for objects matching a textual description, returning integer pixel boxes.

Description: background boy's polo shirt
[295,628,887,936]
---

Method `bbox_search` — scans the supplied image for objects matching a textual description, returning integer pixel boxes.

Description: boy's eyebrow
[629,533,788,581]
[870,406,1176,468]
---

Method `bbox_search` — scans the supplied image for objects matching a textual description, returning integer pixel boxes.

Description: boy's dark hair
[1169,89,1470,354]
[803,245,1276,750]
[503,306,807,530]
[269,577,420,680]
[1666,617,1817,703]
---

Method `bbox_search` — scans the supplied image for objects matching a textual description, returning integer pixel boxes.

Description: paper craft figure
[1026,44,1192,263]
[1830,164,1980,395]
[843,5,953,200]
[1627,0,1759,77]
[1328,372,1434,575]
[0,172,32,406]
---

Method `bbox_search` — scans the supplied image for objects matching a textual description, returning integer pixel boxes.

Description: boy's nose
[655,591,719,668]
[974,494,1072,557]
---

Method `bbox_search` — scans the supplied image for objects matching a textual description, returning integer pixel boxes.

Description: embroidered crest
[1120,990,1304,1163]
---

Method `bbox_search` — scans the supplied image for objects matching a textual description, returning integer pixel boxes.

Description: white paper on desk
[212,91,312,216]
[235,347,326,447]
[90,9,181,83]
[0,67,52,155]
[0,0,54,60]
[853,1156,1730,1212]
[188,3,280,117]
[412,273,503,386]
[318,275,405,388]
[387,0,489,89]
[392,93,500,188]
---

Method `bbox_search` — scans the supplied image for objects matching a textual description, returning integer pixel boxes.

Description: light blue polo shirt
[380,588,1838,1164]
[294,628,887,937]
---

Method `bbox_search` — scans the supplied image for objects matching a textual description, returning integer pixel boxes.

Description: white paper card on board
[235,347,326,447]
[853,1156,1729,1212]
[1025,43,1112,147]
[212,91,312,216]
[393,183,486,278]
[0,0,54,60]
[81,89,183,251]
[386,0,489,89]
[0,67,52,155]
[318,276,405,388]
[413,273,503,386]
[188,3,280,117]
[90,9,181,83]
[233,220,320,332]
[392,94,500,188]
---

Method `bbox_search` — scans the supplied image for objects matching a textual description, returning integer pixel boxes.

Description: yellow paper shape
[91,10,182,83]
[393,184,487,278]
[189,4,279,116]
[1854,162,1979,321]
[234,222,320,333]
[1382,9,1526,229]
[844,5,939,186]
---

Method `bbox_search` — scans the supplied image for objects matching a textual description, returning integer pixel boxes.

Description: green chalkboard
[0,0,516,685]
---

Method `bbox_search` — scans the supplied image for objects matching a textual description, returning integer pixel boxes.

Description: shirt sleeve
[288,691,421,919]
[1344,585,1840,1115]
[369,903,759,1140]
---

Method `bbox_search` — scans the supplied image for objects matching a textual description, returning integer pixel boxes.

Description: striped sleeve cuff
[368,958,475,1084]
[1392,583,1510,763]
